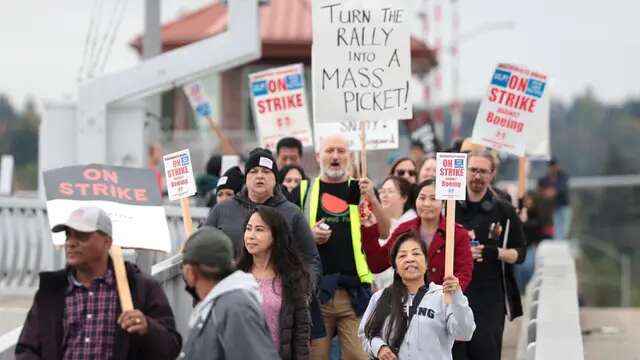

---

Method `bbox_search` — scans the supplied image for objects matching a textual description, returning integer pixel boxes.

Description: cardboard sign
[471,63,549,157]
[314,119,399,151]
[162,149,196,201]
[42,164,172,252]
[183,81,214,121]
[435,153,467,201]
[312,0,413,123]
[249,64,313,151]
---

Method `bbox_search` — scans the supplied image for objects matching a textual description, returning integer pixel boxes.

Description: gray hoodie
[179,271,280,360]
[359,282,476,360]
[205,186,322,288]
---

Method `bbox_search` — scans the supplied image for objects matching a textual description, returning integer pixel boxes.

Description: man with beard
[288,134,386,360]
[452,149,527,360]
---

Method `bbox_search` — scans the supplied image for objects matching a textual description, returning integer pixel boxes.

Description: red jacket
[361,216,474,290]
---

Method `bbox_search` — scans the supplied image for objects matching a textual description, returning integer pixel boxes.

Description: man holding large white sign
[471,63,549,157]
[312,0,413,123]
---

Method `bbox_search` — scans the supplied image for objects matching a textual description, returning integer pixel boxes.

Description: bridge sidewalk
[0,296,32,335]
[581,307,640,360]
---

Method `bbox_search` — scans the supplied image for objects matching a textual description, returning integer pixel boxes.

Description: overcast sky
[1,0,638,109]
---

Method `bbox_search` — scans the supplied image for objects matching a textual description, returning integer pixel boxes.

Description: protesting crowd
[12,131,574,360]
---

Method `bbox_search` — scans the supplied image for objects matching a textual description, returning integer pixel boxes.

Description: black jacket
[15,262,181,360]
[456,190,526,320]
[279,295,311,360]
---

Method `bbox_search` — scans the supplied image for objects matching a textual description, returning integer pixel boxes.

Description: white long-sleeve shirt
[358,282,476,360]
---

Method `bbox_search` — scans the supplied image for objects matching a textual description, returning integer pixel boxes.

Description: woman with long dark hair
[389,157,418,184]
[358,231,475,360]
[238,205,312,359]
[361,178,474,291]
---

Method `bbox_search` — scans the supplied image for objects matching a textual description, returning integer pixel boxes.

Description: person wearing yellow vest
[287,134,387,360]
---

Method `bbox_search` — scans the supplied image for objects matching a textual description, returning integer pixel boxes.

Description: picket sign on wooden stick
[110,245,134,312]
[353,151,361,179]
[435,152,468,305]
[206,116,237,155]
[517,157,528,204]
[180,197,194,237]
[444,200,456,304]
[360,123,367,177]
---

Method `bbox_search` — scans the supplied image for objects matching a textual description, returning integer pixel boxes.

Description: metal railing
[0,195,208,359]
[0,197,209,294]
[517,241,584,360]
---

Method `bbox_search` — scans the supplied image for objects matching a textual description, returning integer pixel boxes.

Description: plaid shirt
[62,267,118,360]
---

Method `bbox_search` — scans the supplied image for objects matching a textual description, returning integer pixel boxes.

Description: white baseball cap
[51,207,112,237]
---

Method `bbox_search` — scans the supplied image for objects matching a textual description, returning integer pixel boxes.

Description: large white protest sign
[471,63,549,157]
[314,119,399,151]
[43,164,172,252]
[435,153,467,201]
[162,149,197,201]
[183,81,215,123]
[249,64,313,151]
[525,92,550,159]
[312,0,413,123]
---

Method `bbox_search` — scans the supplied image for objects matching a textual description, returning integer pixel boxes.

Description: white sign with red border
[435,153,467,201]
[471,63,549,157]
[249,64,313,151]
[162,149,196,201]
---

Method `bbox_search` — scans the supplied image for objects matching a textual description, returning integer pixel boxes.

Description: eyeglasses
[468,167,491,176]
[395,169,416,177]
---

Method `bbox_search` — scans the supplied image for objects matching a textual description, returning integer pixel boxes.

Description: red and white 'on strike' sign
[435,153,467,201]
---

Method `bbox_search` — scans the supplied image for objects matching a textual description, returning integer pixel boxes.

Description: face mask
[183,275,200,306]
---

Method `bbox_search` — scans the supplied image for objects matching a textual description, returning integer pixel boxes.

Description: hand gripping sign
[435,153,467,304]
[471,63,549,157]
[43,164,172,312]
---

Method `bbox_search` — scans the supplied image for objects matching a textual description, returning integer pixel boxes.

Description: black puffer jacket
[279,295,311,360]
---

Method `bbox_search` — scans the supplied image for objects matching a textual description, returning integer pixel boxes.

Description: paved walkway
[0,296,32,335]
[581,307,640,360]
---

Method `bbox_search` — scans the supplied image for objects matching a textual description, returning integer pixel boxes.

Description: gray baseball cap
[182,226,234,268]
[51,207,112,237]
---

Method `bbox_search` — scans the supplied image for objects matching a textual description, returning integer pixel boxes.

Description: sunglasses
[395,169,416,177]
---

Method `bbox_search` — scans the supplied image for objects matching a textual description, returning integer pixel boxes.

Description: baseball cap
[51,207,112,237]
[182,226,234,268]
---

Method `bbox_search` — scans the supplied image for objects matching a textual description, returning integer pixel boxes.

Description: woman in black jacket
[239,205,312,359]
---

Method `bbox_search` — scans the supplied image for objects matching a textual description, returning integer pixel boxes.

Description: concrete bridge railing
[517,241,584,360]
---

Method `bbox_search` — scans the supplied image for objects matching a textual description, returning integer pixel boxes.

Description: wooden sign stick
[206,116,237,155]
[360,123,367,177]
[110,245,134,312]
[444,199,456,305]
[517,157,528,206]
[180,197,194,238]
[353,151,361,179]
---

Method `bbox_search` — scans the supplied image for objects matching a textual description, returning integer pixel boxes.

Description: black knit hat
[244,147,278,175]
[216,166,245,194]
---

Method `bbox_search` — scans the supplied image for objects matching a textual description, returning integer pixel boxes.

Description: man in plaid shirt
[16,207,181,360]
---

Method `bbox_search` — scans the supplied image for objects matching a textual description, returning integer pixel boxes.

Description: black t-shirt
[292,180,361,277]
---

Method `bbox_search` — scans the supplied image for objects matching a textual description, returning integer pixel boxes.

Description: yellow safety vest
[301,178,373,284]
